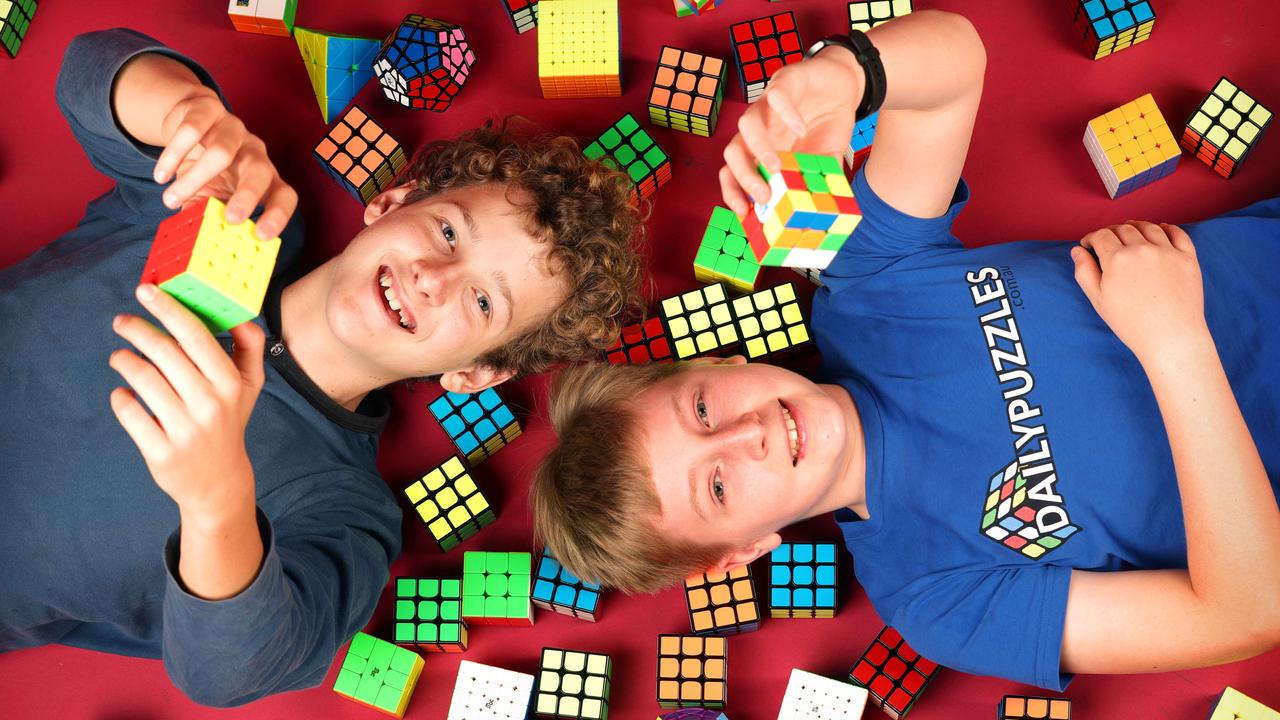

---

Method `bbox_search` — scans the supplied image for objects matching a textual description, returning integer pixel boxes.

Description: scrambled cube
[374,15,475,112]
[778,668,869,720]
[730,282,812,359]
[403,455,495,551]
[533,548,604,621]
[729,11,803,103]
[743,152,859,270]
[538,0,621,99]
[999,695,1072,720]
[848,0,912,32]
[226,0,296,37]
[658,283,739,360]
[0,0,37,58]
[793,267,823,287]
[314,105,408,205]
[1065,0,1155,60]
[673,0,721,17]
[684,565,760,635]
[502,0,539,33]
[534,648,612,719]
[461,551,534,626]
[392,577,468,653]
[333,632,424,719]
[849,626,940,720]
[656,635,727,709]
[769,542,838,618]
[649,46,727,137]
[141,197,281,334]
[583,113,672,201]
[1181,77,1273,179]
[604,317,673,365]
[981,457,1081,559]
[428,388,522,465]
[1206,687,1280,720]
[447,660,535,720]
[295,27,381,123]
[846,111,878,169]
[1083,93,1180,198]
[694,207,759,293]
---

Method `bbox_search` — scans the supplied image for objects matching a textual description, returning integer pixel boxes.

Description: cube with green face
[461,551,534,626]
[333,632,425,718]
[392,577,468,653]
[583,113,673,201]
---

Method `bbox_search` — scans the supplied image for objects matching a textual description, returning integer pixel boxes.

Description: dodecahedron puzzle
[583,113,672,201]
[0,0,37,58]
[846,111,878,169]
[695,206,760,293]
[403,455,495,552]
[730,281,812,359]
[656,635,727,709]
[461,550,534,626]
[333,632,425,719]
[374,14,475,112]
[533,548,603,621]
[604,317,673,365]
[428,388,522,465]
[848,0,912,32]
[658,283,739,360]
[1206,687,1280,720]
[538,0,622,99]
[685,565,760,635]
[141,197,281,334]
[314,105,408,205]
[227,0,296,37]
[743,151,860,270]
[535,647,613,719]
[729,11,803,103]
[1065,0,1155,60]
[769,542,838,618]
[447,660,535,720]
[849,626,940,720]
[1181,76,1273,179]
[673,0,722,18]
[1083,93,1179,198]
[295,26,381,124]
[393,577,468,653]
[649,46,727,137]
[999,695,1072,720]
[778,668,869,720]
[502,0,539,34]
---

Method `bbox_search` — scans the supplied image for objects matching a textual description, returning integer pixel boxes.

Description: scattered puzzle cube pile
[313,105,408,204]
[649,46,727,137]
[428,388,522,465]
[685,566,760,635]
[848,0,913,32]
[849,626,940,720]
[1206,687,1280,720]
[1064,0,1155,60]
[333,632,425,718]
[295,27,382,123]
[656,635,728,708]
[1082,93,1180,198]
[673,0,721,18]
[462,550,534,626]
[502,0,539,34]
[533,548,604,621]
[694,207,760,293]
[999,695,1072,720]
[846,111,878,169]
[538,0,622,98]
[374,14,475,112]
[0,0,36,58]
[583,113,672,200]
[769,542,838,618]
[535,648,613,719]
[730,282,811,359]
[778,667,869,720]
[743,151,860,270]
[393,577,468,652]
[604,317,673,365]
[1181,76,1273,179]
[447,660,535,720]
[403,455,495,551]
[226,0,296,37]
[729,11,803,103]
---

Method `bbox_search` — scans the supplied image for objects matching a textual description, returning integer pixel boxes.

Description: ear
[688,354,748,367]
[438,363,516,395]
[363,183,416,226]
[705,532,783,575]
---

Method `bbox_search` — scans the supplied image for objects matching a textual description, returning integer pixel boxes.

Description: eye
[695,393,710,427]
[475,290,492,318]
[712,469,725,504]
[441,220,457,249]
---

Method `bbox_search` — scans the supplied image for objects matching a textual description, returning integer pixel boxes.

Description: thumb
[228,321,266,391]
[1071,246,1103,310]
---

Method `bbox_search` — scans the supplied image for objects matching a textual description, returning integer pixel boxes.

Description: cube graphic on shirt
[534,647,612,719]
[658,283,740,360]
[729,282,812,360]
[657,711,729,720]
[848,626,940,720]
[684,565,760,635]
[742,151,861,270]
[502,0,539,34]
[314,105,408,205]
[447,660,535,720]
[980,457,1080,559]
[532,548,604,621]
[604,317,673,365]
[429,388,523,465]
[538,0,622,99]
[656,635,728,708]
[729,11,803,103]
[694,207,760,294]
[848,0,912,32]
[1082,93,1180,198]
[403,455,495,552]
[999,695,1073,720]
[374,15,475,112]
[1064,0,1155,60]
[392,577,468,652]
[141,197,281,334]
[295,27,382,123]
[649,46,727,137]
[778,667,869,720]
[583,113,672,201]
[1206,687,1280,720]
[332,631,425,718]
[846,111,878,170]
[1181,77,1273,179]
[769,542,838,618]
[673,0,722,18]
[0,0,38,58]
[461,550,534,626]
[226,0,296,37]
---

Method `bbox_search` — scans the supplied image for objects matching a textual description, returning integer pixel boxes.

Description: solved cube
[447,660,535,720]
[141,197,281,333]
[392,577,468,652]
[981,457,1081,559]
[604,317,673,365]
[533,548,603,621]
[730,282,812,359]
[743,152,860,270]
[848,0,912,32]
[658,283,739,360]
[333,632,425,719]
[0,0,37,58]
[502,0,539,34]
[769,542,838,618]
[729,11,803,103]
[314,105,408,205]
[1181,77,1273,179]
[1083,93,1180,198]
[673,0,721,17]
[428,388,522,465]
[694,207,759,293]
[1065,0,1155,60]
[1207,687,1280,720]
[849,626,940,720]
[461,551,534,626]
[778,668,869,720]
[227,0,296,37]
[534,648,613,719]
[999,695,1072,720]
[538,0,621,99]
[793,267,824,287]
[658,712,729,720]
[584,113,672,201]
[846,111,878,169]
[295,27,382,123]
[374,15,475,112]
[650,46,727,137]
[656,635,727,709]
[403,455,495,552]
[685,565,760,635]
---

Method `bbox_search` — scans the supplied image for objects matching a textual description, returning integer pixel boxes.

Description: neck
[819,382,870,519]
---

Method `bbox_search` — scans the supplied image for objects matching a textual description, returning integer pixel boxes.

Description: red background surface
[1,1,1278,718]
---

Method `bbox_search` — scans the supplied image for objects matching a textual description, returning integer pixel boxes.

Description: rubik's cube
[428,388,522,465]
[538,0,622,99]
[0,0,36,58]
[1181,77,1273,179]
[461,551,534,626]
[694,207,759,293]
[846,111,878,169]
[650,46,727,137]
[1065,0,1155,60]
[534,648,612,719]
[1206,687,1280,720]
[604,317,673,365]
[374,15,475,112]
[743,152,860,270]
[141,197,281,334]
[999,695,1072,720]
[793,267,823,287]
[778,668,869,720]
[1083,93,1180,198]
[685,566,760,635]
[403,455,495,552]
[502,0,539,34]
[673,0,721,17]
[849,626,940,720]
[981,458,1080,559]
[314,105,408,205]
[729,282,812,359]
[393,577,468,652]
[729,11,803,103]
[769,542,838,618]
[848,0,912,32]
[657,711,729,720]
[227,0,296,37]
[447,660,535,720]
[656,635,727,708]
[658,283,739,360]
[333,632,425,719]
[533,548,603,621]
[295,27,381,124]
[583,113,672,201]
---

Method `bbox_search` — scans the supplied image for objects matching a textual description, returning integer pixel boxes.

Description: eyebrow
[493,269,513,329]
[450,201,480,241]
[673,388,708,522]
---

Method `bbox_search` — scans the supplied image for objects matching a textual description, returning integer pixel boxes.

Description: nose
[717,410,767,461]
[410,258,459,307]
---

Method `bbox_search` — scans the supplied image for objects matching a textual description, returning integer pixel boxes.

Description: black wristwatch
[805,30,886,120]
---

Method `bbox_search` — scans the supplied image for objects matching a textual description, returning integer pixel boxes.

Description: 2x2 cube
[375,15,475,112]
[1181,77,1272,179]
[227,0,296,37]
[333,632,425,718]
[429,388,522,465]
[729,11,803,103]
[314,105,408,205]
[403,455,495,551]
[461,550,534,626]
[393,577,468,652]
[650,46,727,137]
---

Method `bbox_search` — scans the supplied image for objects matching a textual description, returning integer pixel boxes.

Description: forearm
[863,10,987,114]
[112,52,216,148]
[178,492,264,600]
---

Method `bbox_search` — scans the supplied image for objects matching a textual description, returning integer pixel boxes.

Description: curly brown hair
[399,116,646,376]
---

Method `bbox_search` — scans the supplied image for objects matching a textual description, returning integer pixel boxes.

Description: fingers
[154,99,221,185]
[109,386,169,457]
[765,86,807,139]
[722,139,768,210]
[222,155,273,226]
[108,347,190,434]
[1160,223,1196,255]
[163,115,246,210]
[1079,227,1122,265]
[736,110,780,179]
[254,178,298,240]
[1070,246,1103,310]
[1107,223,1148,247]
[229,321,267,393]
[719,165,750,216]
[130,284,240,390]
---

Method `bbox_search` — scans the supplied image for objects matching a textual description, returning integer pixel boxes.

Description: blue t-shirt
[0,30,402,707]
[812,165,1280,690]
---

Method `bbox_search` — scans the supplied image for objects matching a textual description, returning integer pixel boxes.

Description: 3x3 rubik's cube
[849,626,941,719]
[584,113,672,201]
[743,152,860,270]
[656,635,727,708]
[403,455,495,551]
[534,647,613,719]
[603,317,673,365]
[658,281,812,361]
[769,542,838,618]
[729,11,803,103]
[848,0,913,32]
[333,632,425,718]
[538,0,621,99]
[1065,0,1155,60]
[462,550,534,626]
[314,105,407,205]
[684,566,760,635]
[694,207,759,293]
[533,548,604,621]
[502,0,539,34]
[393,577,468,652]
[428,388,522,465]
[0,0,37,58]
[226,0,296,37]
[1181,77,1273,179]
[649,46,727,138]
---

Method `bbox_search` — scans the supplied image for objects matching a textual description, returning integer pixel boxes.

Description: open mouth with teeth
[780,400,803,466]
[377,265,417,333]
